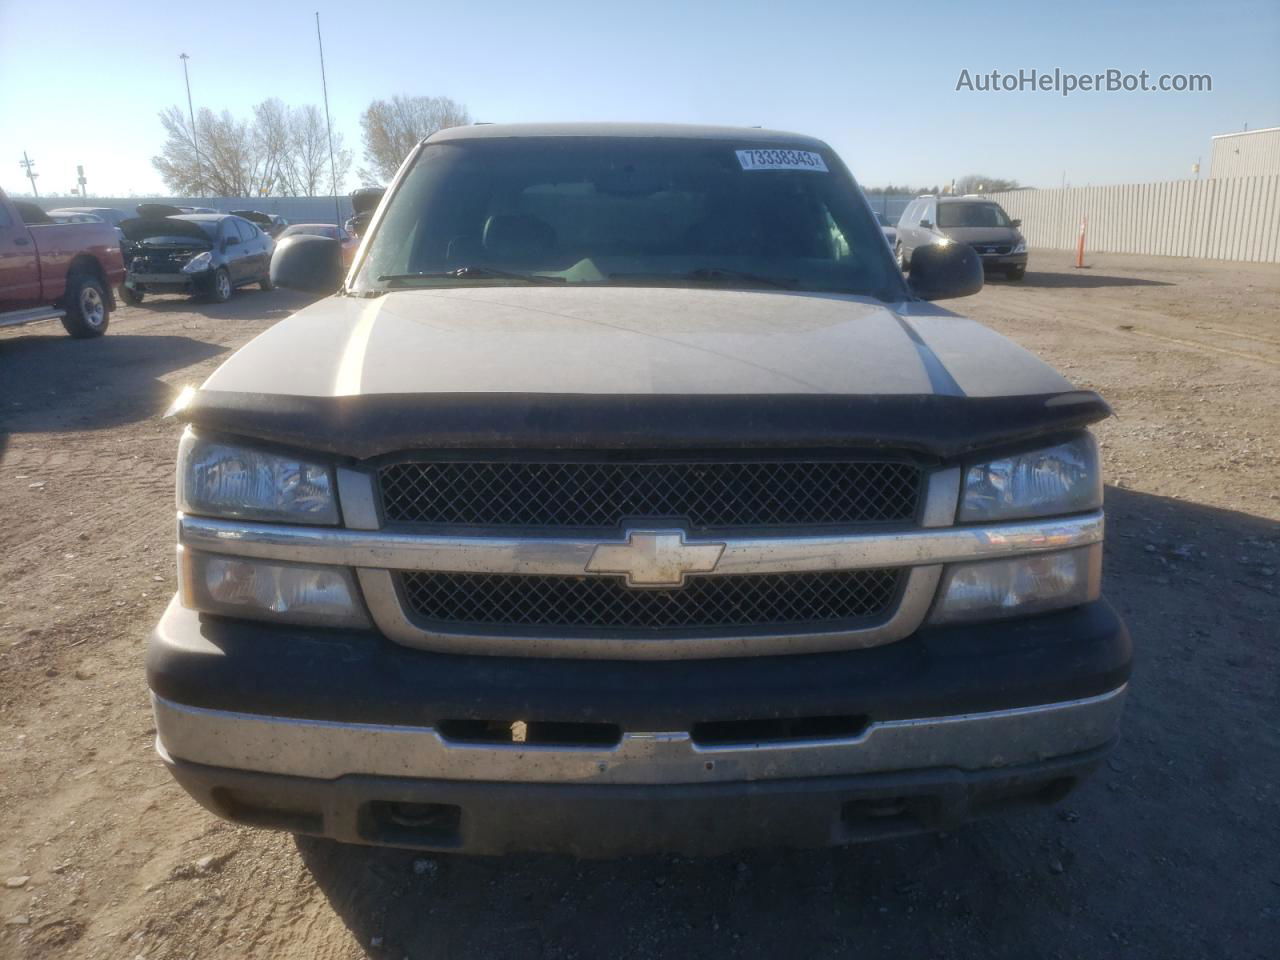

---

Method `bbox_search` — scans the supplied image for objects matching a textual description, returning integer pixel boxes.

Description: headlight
[180,548,368,627]
[181,251,213,274]
[930,545,1101,624]
[1012,241,1027,254]
[178,430,338,524]
[959,434,1101,522]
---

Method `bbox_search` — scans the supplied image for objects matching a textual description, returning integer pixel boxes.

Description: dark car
[871,211,898,251]
[47,206,132,245]
[48,205,130,226]
[345,186,385,238]
[120,214,273,304]
[896,196,1027,280]
[231,210,289,238]
[46,211,104,224]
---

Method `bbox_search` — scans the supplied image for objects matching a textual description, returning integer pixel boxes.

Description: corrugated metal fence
[1210,128,1280,179]
[986,176,1280,263]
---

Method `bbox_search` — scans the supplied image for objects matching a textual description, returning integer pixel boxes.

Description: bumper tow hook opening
[362,801,463,848]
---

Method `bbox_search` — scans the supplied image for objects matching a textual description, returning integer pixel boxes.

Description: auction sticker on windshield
[736,149,829,172]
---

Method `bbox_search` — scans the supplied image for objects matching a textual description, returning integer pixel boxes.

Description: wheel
[208,268,233,303]
[60,273,110,338]
[120,284,144,306]
[259,271,274,291]
[1005,265,1026,281]
[895,244,909,273]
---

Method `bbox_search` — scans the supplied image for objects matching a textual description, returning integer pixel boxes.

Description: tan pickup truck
[148,124,1129,856]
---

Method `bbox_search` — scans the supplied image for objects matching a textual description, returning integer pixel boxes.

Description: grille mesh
[398,569,902,631]
[379,460,920,529]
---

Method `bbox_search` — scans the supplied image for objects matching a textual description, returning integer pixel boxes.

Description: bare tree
[153,101,352,197]
[282,105,352,197]
[359,95,470,183]
[251,98,292,196]
[953,174,1020,195]
[152,105,206,194]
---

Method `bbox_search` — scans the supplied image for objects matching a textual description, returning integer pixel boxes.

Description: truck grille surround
[378,459,922,530]
[398,568,904,632]
[375,456,921,637]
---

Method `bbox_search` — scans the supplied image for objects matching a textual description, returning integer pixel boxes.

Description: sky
[1,0,1277,198]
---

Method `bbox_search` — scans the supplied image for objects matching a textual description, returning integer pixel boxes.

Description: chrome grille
[379,459,921,529]
[397,568,902,632]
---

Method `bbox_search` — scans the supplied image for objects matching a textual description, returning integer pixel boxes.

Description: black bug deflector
[178,389,1111,461]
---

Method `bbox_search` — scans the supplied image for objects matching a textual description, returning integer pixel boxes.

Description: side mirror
[1010,218,1022,228]
[918,219,933,229]
[907,241,983,301]
[270,234,344,293]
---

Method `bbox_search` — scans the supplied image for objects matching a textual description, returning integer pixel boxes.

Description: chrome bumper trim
[177,511,1104,578]
[177,507,1103,658]
[153,685,1127,786]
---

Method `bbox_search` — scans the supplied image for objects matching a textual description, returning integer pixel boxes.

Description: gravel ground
[1,251,1277,959]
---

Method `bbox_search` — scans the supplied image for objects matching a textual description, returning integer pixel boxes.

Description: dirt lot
[2,252,1277,959]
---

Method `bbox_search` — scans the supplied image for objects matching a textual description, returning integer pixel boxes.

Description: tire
[259,271,274,291]
[120,284,144,306]
[1005,265,1026,281]
[207,268,233,303]
[60,273,110,338]
[895,244,909,273]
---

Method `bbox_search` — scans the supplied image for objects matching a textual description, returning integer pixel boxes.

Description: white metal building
[1209,127,1280,178]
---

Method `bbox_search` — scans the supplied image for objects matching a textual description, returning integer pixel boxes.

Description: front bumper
[128,271,212,295]
[161,745,1111,857]
[148,598,1129,854]
[978,252,1028,269]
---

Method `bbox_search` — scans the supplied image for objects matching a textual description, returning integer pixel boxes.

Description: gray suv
[896,196,1027,280]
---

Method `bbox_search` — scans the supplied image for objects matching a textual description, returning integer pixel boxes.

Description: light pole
[315,12,343,227]
[180,53,204,197]
[19,151,39,198]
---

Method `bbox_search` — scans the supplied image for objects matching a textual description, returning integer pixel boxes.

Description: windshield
[351,137,903,299]
[133,219,218,245]
[936,202,1011,228]
[170,219,220,239]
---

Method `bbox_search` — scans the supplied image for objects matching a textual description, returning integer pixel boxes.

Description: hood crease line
[333,298,384,397]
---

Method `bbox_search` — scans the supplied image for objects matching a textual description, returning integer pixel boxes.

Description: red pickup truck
[0,187,126,338]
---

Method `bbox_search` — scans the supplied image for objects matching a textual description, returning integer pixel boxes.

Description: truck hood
[119,217,212,245]
[188,286,1108,457]
[202,286,1071,398]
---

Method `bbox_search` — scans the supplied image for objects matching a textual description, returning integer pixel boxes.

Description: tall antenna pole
[180,53,204,197]
[315,12,343,227]
[19,151,39,198]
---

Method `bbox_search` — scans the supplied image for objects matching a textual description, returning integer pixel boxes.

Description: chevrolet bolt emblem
[586,530,725,588]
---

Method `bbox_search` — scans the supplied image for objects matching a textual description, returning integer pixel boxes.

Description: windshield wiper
[378,266,565,285]
[610,267,796,290]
